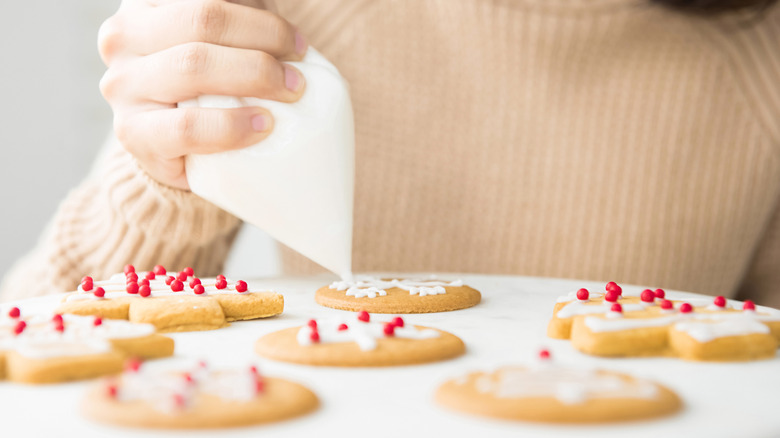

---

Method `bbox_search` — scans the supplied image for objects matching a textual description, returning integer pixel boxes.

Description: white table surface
[2,274,779,438]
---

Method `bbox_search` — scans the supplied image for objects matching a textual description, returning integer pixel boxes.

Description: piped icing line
[0,312,156,359]
[470,350,658,405]
[329,277,464,299]
[67,265,261,302]
[296,312,439,351]
[107,359,265,414]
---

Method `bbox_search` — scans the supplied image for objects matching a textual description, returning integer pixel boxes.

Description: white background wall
[0,1,278,281]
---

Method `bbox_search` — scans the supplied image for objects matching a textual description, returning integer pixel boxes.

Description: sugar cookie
[315,277,481,313]
[256,311,465,366]
[82,360,318,429]
[0,307,173,384]
[436,350,682,423]
[57,265,283,332]
[548,283,780,361]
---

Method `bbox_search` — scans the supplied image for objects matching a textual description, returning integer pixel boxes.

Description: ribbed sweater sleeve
[0,144,242,302]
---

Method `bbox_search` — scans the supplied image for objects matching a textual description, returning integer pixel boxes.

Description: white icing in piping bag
[182,48,354,279]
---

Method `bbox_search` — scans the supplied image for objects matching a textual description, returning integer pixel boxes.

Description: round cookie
[82,360,318,429]
[256,312,465,366]
[315,277,481,313]
[436,352,682,423]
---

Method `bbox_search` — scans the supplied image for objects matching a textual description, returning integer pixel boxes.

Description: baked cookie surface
[436,352,682,423]
[548,283,780,361]
[0,308,173,384]
[256,311,465,366]
[56,265,283,332]
[82,360,318,429]
[315,277,481,313]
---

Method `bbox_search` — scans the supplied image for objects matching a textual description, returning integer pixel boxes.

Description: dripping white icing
[472,366,658,405]
[296,314,439,351]
[329,277,463,298]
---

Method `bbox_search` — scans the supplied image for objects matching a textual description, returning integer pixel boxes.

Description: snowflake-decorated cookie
[56,265,283,332]
[0,307,172,384]
[315,276,481,313]
[255,311,465,366]
[82,359,318,428]
[548,282,780,361]
[436,349,682,423]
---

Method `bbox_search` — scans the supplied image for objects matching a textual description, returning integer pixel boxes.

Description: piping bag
[180,49,354,280]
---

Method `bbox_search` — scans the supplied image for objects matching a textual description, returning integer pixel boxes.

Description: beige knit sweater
[2,0,779,306]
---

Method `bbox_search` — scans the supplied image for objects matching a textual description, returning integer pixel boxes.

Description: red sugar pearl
[81,275,93,284]
[255,376,265,394]
[660,299,673,310]
[145,271,156,280]
[604,290,620,303]
[183,267,194,277]
[576,288,589,301]
[680,303,693,314]
[357,311,370,322]
[106,384,118,399]
[235,280,248,293]
[124,264,135,274]
[611,303,623,313]
[153,265,166,276]
[170,280,184,292]
[309,331,320,343]
[249,365,258,375]
[189,278,202,288]
[173,394,186,409]
[606,281,622,295]
[307,319,318,330]
[125,358,142,373]
[126,272,138,282]
[165,275,175,285]
[139,285,151,297]
[539,349,551,360]
[13,320,26,335]
[55,322,65,333]
[215,278,227,290]
[93,287,105,298]
[126,283,139,294]
[81,277,93,291]
[183,373,194,385]
[640,289,655,303]
[8,307,20,319]
[743,300,756,311]
[654,289,666,299]
[713,296,727,308]
[93,317,103,326]
[176,271,188,282]
[383,323,396,337]
[52,314,63,324]
[337,323,349,331]
[392,317,405,328]
[216,275,226,282]
[138,279,150,287]
[193,285,205,295]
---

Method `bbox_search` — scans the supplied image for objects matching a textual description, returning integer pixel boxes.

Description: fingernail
[251,114,270,132]
[284,65,302,92]
[295,31,307,55]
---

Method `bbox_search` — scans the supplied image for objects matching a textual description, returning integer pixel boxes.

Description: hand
[98,0,307,190]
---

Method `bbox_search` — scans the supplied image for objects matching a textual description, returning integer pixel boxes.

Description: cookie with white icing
[56,264,283,332]
[82,360,318,429]
[315,277,481,313]
[255,311,465,366]
[549,282,780,361]
[0,307,173,384]
[436,350,682,423]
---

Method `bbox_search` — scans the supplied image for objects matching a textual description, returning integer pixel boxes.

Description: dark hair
[653,0,777,13]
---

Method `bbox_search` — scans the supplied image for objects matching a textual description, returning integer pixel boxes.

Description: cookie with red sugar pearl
[56,271,283,333]
[315,277,481,314]
[82,364,318,429]
[435,364,682,423]
[2,313,173,384]
[256,312,465,367]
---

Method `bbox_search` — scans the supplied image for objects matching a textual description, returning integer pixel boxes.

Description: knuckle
[97,16,124,64]
[98,69,121,101]
[264,14,294,50]
[191,0,226,40]
[174,110,200,144]
[174,43,210,76]
[113,115,134,148]
[251,52,280,92]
